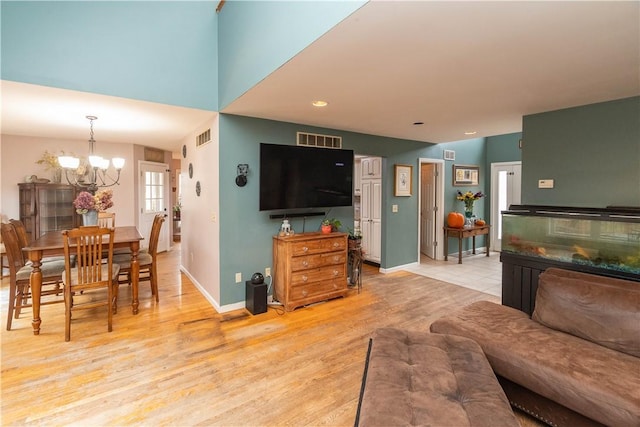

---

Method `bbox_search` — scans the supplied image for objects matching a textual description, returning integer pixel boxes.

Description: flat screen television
[260,143,354,211]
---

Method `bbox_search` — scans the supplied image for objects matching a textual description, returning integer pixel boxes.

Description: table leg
[458,236,463,264]
[28,251,43,335]
[486,229,490,257]
[444,230,449,261]
[130,242,140,314]
[472,236,477,255]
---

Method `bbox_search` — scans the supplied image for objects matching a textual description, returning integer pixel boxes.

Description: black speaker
[246,280,267,315]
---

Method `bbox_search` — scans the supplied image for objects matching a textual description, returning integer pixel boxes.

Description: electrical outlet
[235,272,242,283]
[392,204,399,213]
[265,267,271,277]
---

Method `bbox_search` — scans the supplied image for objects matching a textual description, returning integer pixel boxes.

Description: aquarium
[502,205,640,276]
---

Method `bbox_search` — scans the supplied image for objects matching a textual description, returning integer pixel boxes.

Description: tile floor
[405,251,502,297]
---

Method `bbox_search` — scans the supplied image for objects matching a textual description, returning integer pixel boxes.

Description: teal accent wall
[1,1,218,110]
[217,0,365,110]
[218,114,489,305]
[522,97,640,207]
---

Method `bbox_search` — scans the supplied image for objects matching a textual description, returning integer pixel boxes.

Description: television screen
[260,143,354,211]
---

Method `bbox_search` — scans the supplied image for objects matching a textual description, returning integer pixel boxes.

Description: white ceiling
[2,1,639,154]
[224,1,640,143]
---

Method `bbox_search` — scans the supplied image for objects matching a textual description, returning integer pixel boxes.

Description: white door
[360,178,382,263]
[138,161,170,253]
[491,162,522,251]
[420,163,437,258]
[417,158,444,262]
[369,180,382,262]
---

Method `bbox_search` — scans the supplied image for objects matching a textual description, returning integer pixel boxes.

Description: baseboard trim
[180,266,246,313]
[380,261,418,274]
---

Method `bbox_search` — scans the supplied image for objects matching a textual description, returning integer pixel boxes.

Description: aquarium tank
[501,205,640,277]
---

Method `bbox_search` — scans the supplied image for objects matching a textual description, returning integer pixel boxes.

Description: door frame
[137,160,170,253]
[417,158,445,262]
[490,161,522,251]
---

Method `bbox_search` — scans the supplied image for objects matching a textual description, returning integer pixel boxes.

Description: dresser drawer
[290,236,346,256]
[290,252,347,271]
[291,264,345,286]
[289,279,347,301]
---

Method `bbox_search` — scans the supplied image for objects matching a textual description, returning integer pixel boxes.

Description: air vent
[297,132,342,149]
[443,149,455,161]
[196,129,211,147]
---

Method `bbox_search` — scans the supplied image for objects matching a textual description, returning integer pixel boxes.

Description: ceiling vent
[443,149,455,161]
[196,129,211,147]
[297,131,342,149]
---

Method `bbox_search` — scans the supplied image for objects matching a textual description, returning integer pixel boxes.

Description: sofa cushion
[357,328,518,427]
[533,268,640,357]
[430,301,640,427]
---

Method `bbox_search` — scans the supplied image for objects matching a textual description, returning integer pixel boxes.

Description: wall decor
[188,163,193,179]
[394,164,413,196]
[453,164,479,186]
[195,180,201,196]
[182,144,187,158]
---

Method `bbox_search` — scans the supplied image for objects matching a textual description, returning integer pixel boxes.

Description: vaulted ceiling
[2,1,638,152]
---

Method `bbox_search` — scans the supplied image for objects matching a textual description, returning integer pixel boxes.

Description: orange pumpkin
[475,219,486,226]
[447,212,465,228]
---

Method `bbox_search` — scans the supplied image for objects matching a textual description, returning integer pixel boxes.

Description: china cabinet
[18,183,80,242]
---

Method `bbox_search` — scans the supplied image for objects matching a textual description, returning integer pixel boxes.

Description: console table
[444,224,491,264]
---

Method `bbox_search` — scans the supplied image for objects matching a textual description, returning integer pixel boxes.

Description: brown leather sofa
[430,268,640,426]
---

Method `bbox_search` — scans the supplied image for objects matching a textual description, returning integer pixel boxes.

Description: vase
[52,169,62,183]
[82,210,98,226]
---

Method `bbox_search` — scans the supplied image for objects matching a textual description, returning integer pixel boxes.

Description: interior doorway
[138,161,170,253]
[418,158,445,262]
[490,161,522,251]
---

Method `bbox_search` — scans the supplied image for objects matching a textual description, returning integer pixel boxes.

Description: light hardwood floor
[1,244,539,426]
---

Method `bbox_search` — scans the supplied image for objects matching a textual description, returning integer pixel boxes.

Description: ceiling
[2,1,639,154]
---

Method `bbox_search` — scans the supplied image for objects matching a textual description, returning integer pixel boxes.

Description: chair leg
[14,284,25,319]
[107,281,113,333]
[113,281,119,314]
[151,265,159,302]
[65,289,72,342]
[6,280,17,331]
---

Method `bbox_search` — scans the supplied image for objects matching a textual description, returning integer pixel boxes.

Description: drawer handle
[333,256,340,262]
[302,290,308,297]
[302,246,309,253]
[333,242,339,248]
[302,260,309,267]
[333,283,338,289]
[302,275,308,282]
[333,270,339,276]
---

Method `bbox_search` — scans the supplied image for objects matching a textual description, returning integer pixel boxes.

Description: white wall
[179,115,221,309]
[1,134,136,225]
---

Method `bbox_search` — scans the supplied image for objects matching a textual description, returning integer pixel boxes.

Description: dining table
[23,226,144,335]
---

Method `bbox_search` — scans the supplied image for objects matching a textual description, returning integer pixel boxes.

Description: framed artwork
[453,164,479,186]
[394,164,413,196]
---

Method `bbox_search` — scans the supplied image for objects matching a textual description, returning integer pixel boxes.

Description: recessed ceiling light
[413,122,424,126]
[464,131,477,135]
[312,100,328,107]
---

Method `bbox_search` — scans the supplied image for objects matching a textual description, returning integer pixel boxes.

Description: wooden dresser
[273,232,348,311]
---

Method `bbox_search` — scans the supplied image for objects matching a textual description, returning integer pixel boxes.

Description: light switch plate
[392,204,398,213]
[538,179,554,189]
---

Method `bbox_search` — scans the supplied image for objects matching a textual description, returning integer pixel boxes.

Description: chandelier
[58,115,125,194]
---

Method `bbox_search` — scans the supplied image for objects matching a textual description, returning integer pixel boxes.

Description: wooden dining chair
[1,223,65,331]
[62,226,120,341]
[113,215,165,302]
[98,211,116,228]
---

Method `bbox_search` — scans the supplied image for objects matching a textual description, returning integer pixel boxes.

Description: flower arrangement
[457,190,484,211]
[73,189,114,214]
[36,150,61,171]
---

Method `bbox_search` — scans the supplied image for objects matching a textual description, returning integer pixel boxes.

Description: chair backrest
[0,223,27,279]
[97,211,116,228]
[148,215,166,258]
[62,226,115,286]
[8,219,29,263]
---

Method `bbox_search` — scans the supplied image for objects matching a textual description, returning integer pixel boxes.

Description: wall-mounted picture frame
[394,164,413,196]
[453,164,479,186]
